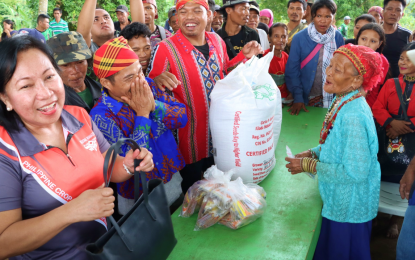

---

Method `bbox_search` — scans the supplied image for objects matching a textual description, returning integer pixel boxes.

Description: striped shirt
[49,19,69,35]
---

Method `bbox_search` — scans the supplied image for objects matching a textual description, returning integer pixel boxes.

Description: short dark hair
[53,7,62,13]
[120,22,152,40]
[268,22,288,37]
[402,42,415,53]
[356,23,386,54]
[0,36,60,132]
[258,22,269,34]
[354,14,376,26]
[37,14,50,24]
[2,19,14,30]
[208,0,216,12]
[311,0,337,19]
[383,0,406,9]
[223,6,235,20]
[287,0,307,10]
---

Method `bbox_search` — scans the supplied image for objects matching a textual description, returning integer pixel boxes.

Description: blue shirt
[90,78,187,199]
[311,90,381,223]
[285,29,344,105]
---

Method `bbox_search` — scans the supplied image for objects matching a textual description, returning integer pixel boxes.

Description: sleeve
[310,145,322,159]
[147,44,171,79]
[91,119,111,153]
[0,155,22,212]
[285,34,304,103]
[372,79,394,127]
[222,38,246,75]
[317,114,373,184]
[149,80,188,129]
[90,107,152,156]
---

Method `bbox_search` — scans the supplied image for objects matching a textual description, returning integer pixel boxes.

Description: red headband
[334,44,384,92]
[93,36,138,79]
[176,0,209,11]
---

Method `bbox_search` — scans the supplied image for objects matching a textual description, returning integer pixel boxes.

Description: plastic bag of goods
[179,166,233,217]
[219,179,267,230]
[209,49,282,184]
[195,178,267,230]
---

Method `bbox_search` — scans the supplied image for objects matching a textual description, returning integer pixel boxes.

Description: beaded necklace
[404,75,415,83]
[319,92,362,146]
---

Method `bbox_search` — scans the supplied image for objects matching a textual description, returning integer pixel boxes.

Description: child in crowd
[355,23,389,108]
[264,23,291,105]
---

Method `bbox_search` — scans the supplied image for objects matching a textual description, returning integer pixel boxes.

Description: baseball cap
[46,32,92,65]
[249,4,260,14]
[344,16,351,20]
[222,0,250,9]
[115,5,129,13]
[307,0,314,4]
[214,4,221,11]
[14,28,46,43]
[168,7,177,19]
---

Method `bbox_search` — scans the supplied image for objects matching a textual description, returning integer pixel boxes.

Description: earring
[6,107,11,111]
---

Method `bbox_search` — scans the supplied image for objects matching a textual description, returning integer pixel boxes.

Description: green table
[169,107,327,260]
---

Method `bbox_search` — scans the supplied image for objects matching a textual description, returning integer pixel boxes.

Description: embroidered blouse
[90,78,187,199]
[311,90,381,223]
[147,30,246,164]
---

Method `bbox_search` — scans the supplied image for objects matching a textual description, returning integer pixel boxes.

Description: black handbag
[86,138,177,260]
[377,78,415,176]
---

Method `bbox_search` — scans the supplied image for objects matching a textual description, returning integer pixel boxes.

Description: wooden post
[38,0,48,15]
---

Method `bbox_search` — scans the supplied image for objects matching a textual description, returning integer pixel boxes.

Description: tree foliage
[1,0,414,35]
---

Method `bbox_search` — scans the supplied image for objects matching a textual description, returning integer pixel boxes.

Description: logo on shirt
[80,132,98,151]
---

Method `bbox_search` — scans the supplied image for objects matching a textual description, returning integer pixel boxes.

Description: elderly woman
[285,0,344,115]
[286,44,382,259]
[0,36,154,259]
[368,6,384,24]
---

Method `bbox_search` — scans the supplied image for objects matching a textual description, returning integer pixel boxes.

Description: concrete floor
[371,213,403,260]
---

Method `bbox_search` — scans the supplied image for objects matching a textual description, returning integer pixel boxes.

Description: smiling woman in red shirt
[0,36,154,260]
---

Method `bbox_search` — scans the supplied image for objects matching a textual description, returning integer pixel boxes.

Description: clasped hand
[121,76,155,118]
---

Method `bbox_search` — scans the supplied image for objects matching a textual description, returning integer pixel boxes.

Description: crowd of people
[0,0,415,259]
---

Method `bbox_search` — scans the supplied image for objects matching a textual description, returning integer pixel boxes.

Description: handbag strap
[102,139,157,251]
[301,43,323,69]
[393,78,410,121]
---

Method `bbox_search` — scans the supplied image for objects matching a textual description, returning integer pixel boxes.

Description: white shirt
[258,28,270,51]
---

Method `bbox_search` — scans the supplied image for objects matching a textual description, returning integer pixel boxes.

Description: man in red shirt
[147,0,262,192]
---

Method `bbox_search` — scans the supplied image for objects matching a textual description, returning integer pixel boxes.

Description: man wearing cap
[143,0,173,49]
[285,0,307,54]
[212,5,224,32]
[114,5,132,37]
[47,32,102,112]
[339,16,351,38]
[303,0,313,25]
[247,2,269,51]
[90,36,187,215]
[147,0,262,193]
[168,7,180,34]
[216,0,260,60]
[77,0,144,55]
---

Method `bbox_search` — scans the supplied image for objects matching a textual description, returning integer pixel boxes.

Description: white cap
[344,16,351,20]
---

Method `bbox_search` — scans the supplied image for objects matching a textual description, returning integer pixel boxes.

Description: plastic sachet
[286,145,315,179]
[218,178,267,230]
[195,178,267,231]
[179,166,233,217]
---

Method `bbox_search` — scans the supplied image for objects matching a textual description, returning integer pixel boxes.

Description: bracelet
[308,149,318,159]
[123,163,134,175]
[301,157,318,175]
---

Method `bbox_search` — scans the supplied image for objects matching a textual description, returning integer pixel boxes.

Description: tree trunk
[38,0,48,15]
